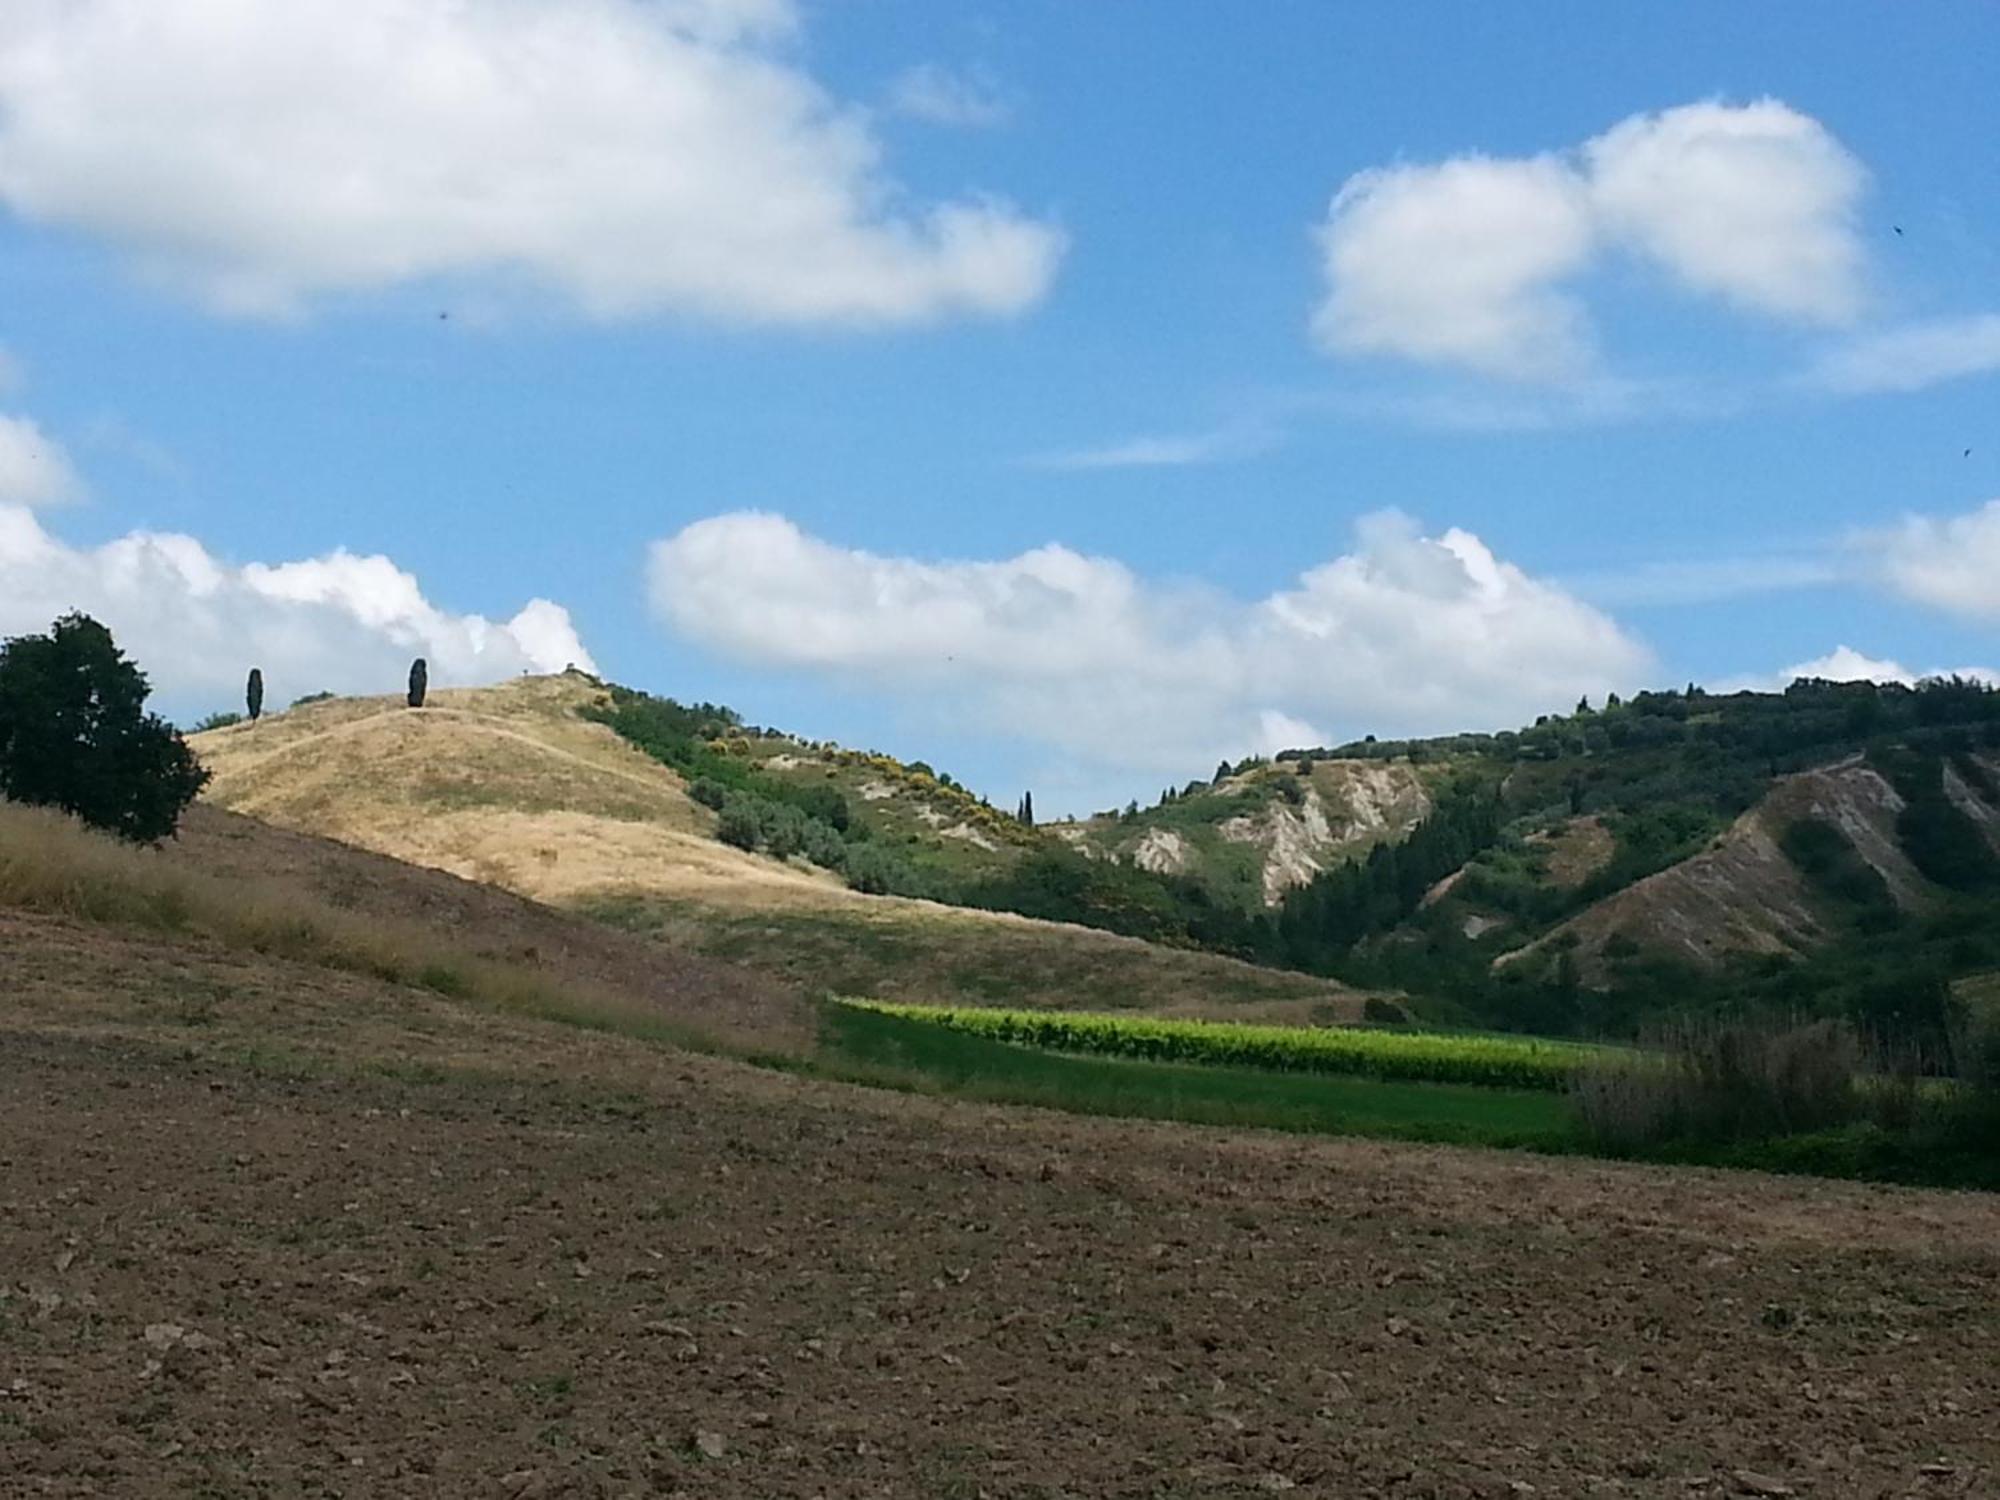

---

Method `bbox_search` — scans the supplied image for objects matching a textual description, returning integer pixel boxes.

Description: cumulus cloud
[0,0,1062,324]
[1723,645,1998,694]
[1313,99,1868,380]
[1313,155,1598,381]
[1583,101,1866,324]
[1873,500,2000,623]
[0,505,595,716]
[887,64,1011,128]
[1807,314,2000,394]
[645,510,1650,773]
[0,415,83,507]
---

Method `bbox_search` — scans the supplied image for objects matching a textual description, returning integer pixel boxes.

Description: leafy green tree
[0,613,210,842]
[246,667,264,722]
[407,658,428,709]
[191,711,243,733]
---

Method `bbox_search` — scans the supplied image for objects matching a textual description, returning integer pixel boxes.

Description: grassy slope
[192,675,1370,1022]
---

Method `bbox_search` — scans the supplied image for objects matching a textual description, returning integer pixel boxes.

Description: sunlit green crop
[832,1000,1614,1092]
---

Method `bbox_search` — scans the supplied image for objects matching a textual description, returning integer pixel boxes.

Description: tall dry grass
[0,799,710,1050]
[1571,1018,1865,1150]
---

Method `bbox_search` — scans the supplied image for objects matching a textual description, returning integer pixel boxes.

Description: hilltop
[191,673,1371,1024]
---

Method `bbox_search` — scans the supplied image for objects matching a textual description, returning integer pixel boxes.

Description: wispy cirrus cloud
[1804,313,2000,395]
[886,63,1012,129]
[0,414,84,508]
[1564,551,1851,609]
[1024,422,1277,471]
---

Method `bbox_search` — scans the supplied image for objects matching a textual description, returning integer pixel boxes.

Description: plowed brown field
[3,814,1997,1498]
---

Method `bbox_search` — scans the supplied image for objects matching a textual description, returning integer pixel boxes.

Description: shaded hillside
[1293,679,2000,1036]
[191,676,1371,1023]
[1490,756,1929,982]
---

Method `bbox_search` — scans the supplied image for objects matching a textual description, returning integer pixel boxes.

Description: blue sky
[3,1,1999,813]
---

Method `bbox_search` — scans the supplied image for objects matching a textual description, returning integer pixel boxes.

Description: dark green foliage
[1780,817,1896,914]
[1016,790,1035,826]
[1871,744,2000,891]
[0,613,210,842]
[407,658,428,709]
[1572,805,1721,902]
[246,667,263,722]
[1276,776,1503,968]
[586,686,873,879]
[290,690,335,707]
[788,780,851,833]
[191,710,244,732]
[952,845,1274,956]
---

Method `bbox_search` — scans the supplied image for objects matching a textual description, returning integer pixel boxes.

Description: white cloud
[1584,101,1866,325]
[0,415,83,507]
[1565,551,1849,608]
[1312,155,1597,381]
[1313,99,1868,380]
[0,0,1062,325]
[1722,645,1999,694]
[1807,314,2000,394]
[0,505,594,715]
[1784,646,1922,685]
[887,63,1011,129]
[646,509,1650,773]
[1027,423,1275,471]
[1873,500,2000,622]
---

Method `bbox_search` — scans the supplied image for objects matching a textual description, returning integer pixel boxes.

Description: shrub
[688,778,729,812]
[715,802,762,851]
[0,613,210,843]
[1572,1018,1862,1150]
[192,711,244,733]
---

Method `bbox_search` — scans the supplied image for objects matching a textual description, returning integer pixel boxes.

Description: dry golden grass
[188,674,1371,1021]
[0,799,712,1051]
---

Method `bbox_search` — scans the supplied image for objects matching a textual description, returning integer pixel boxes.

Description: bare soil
[4,905,1998,1498]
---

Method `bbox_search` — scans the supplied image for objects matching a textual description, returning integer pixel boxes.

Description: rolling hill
[190,673,1374,1023]
[192,669,2000,1042]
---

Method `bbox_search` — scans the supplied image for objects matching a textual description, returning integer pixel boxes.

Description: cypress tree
[407,658,428,709]
[246,667,264,722]
[1020,790,1035,827]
